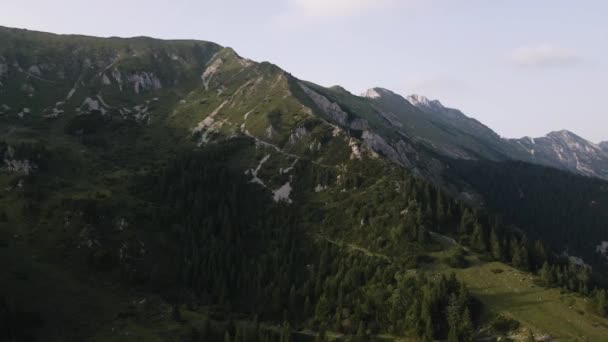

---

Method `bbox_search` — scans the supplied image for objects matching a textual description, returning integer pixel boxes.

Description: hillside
[1,26,608,342]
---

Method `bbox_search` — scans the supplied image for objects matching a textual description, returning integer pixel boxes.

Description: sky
[1,0,606,142]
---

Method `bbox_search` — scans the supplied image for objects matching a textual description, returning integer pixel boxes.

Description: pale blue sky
[1,0,606,142]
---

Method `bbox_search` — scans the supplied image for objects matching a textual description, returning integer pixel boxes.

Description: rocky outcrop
[361,130,412,168]
[299,83,349,127]
[510,130,608,180]
[127,72,162,94]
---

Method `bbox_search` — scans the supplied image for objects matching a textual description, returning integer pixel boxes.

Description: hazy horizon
[1,0,606,142]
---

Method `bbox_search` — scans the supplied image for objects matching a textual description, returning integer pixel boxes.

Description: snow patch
[102,73,111,85]
[273,182,293,203]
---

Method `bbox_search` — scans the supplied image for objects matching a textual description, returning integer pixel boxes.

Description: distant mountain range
[363,88,608,180]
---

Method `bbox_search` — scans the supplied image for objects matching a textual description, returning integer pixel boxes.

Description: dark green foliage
[445,248,469,269]
[448,159,608,269]
[490,315,520,334]
[0,297,43,342]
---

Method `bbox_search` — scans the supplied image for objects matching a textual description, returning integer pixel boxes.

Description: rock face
[510,131,608,179]
[300,83,350,127]
[361,88,523,162]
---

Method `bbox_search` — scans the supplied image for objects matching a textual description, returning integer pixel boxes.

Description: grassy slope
[423,240,608,341]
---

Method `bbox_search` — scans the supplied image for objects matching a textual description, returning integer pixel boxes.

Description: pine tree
[459,307,474,342]
[511,238,523,269]
[520,244,530,271]
[436,191,446,228]
[490,228,502,260]
[424,317,434,341]
[288,285,297,319]
[280,321,291,342]
[234,327,242,342]
[448,325,459,342]
[470,222,487,252]
[459,208,475,234]
[315,330,326,342]
[315,295,330,323]
[540,262,552,286]
[356,321,366,341]
[304,296,312,319]
[597,289,608,317]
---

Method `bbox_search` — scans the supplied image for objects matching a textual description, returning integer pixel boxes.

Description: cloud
[288,0,394,17]
[510,44,582,67]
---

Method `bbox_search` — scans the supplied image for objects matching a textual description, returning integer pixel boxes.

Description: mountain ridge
[360,86,608,180]
[2,26,608,342]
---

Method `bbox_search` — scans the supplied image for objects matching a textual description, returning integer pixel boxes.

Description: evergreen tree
[315,295,330,323]
[356,321,366,341]
[424,317,434,341]
[448,326,459,342]
[288,285,297,319]
[490,228,502,260]
[597,289,608,317]
[303,296,312,319]
[459,208,475,234]
[470,222,487,252]
[539,262,552,286]
[234,327,242,342]
[459,307,474,342]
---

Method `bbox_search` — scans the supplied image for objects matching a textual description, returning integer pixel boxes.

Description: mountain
[399,92,608,181]
[510,130,608,179]
[2,26,608,341]
[601,141,608,152]
[360,88,522,162]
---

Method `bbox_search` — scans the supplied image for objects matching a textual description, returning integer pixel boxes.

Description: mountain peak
[361,87,398,99]
[406,94,445,111]
[330,85,351,94]
[546,130,591,145]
